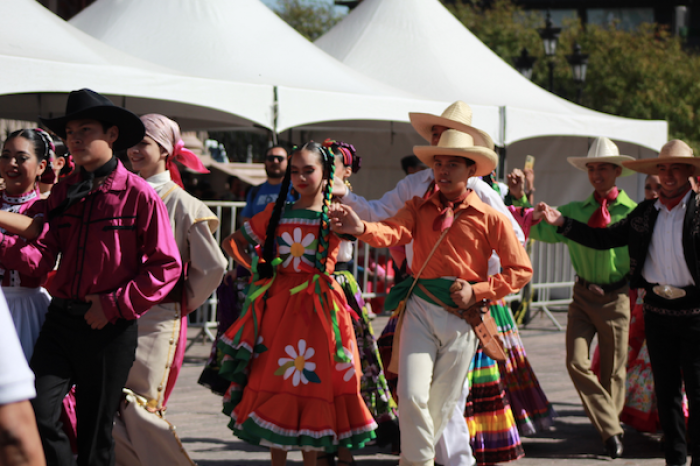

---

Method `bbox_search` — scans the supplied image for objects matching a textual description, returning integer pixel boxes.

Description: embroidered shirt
[643,190,695,287]
[529,190,637,285]
[357,190,532,303]
[0,161,182,323]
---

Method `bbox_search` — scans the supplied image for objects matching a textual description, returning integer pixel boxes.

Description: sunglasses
[265,155,285,163]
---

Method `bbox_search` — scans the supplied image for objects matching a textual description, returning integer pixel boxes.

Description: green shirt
[529,190,637,285]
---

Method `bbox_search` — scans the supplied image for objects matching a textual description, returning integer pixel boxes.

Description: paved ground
[168,308,668,466]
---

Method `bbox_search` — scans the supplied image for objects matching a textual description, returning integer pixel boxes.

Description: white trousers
[398,295,478,466]
[435,378,475,466]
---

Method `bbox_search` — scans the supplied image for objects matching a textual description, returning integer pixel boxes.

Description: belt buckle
[653,285,686,300]
[588,284,605,296]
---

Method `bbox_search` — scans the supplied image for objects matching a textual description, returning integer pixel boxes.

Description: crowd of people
[0,87,697,466]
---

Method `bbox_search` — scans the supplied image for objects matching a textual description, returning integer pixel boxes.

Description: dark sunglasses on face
[265,155,285,163]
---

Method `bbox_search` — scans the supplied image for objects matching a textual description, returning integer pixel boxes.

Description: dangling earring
[344,179,353,192]
[290,187,297,196]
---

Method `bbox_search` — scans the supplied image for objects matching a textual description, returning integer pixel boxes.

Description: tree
[272,0,345,41]
[445,0,700,151]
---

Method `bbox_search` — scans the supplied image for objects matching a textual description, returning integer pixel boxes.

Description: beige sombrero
[622,139,700,175]
[414,129,498,177]
[409,101,495,151]
[567,137,635,177]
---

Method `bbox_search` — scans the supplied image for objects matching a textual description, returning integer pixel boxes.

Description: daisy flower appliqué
[275,339,320,386]
[278,227,316,272]
[335,342,356,382]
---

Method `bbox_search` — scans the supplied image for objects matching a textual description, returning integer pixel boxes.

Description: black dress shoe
[605,434,623,459]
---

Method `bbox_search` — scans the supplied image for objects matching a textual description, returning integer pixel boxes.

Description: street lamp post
[512,48,537,80]
[538,11,561,92]
[566,43,589,103]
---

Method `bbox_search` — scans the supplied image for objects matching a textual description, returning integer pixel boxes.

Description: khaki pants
[398,295,479,466]
[114,303,194,466]
[566,283,629,441]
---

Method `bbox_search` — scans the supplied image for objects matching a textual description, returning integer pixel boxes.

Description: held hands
[450,279,476,309]
[536,202,564,226]
[84,294,109,330]
[328,204,365,236]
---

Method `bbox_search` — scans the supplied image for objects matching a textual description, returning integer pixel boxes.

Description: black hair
[257,141,335,279]
[401,154,427,174]
[265,145,288,157]
[4,129,54,163]
[98,120,117,133]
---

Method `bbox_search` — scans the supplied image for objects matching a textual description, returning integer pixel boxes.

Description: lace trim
[2,190,38,205]
[644,303,700,316]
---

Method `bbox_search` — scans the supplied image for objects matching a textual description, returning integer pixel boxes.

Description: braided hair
[257,141,335,279]
[323,139,361,173]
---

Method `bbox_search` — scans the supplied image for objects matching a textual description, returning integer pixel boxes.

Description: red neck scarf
[659,185,692,211]
[588,187,619,228]
[434,191,470,232]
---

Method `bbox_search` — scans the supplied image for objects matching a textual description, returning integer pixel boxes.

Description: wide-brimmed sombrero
[409,101,494,150]
[414,129,498,177]
[567,137,635,177]
[39,88,145,151]
[622,139,700,175]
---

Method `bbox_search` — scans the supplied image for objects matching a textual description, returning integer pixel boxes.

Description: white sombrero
[414,129,498,178]
[567,137,635,177]
[622,139,700,175]
[409,101,494,150]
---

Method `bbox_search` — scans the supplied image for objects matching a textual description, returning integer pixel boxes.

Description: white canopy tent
[0,0,274,131]
[315,0,669,203]
[68,0,483,136]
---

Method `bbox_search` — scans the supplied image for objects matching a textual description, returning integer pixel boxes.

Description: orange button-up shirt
[358,190,532,302]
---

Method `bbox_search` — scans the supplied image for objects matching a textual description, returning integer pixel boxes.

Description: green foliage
[444,0,700,151]
[272,0,345,41]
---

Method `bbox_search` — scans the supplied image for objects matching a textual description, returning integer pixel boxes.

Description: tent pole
[272,86,279,145]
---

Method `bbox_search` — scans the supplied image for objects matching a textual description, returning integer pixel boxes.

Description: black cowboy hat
[39,89,145,151]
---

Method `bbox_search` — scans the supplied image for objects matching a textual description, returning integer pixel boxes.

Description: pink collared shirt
[0,161,182,323]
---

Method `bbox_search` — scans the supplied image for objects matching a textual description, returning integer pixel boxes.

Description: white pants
[398,295,478,466]
[435,378,475,466]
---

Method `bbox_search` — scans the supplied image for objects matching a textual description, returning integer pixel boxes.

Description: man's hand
[84,295,109,330]
[536,202,564,227]
[506,169,525,200]
[450,279,476,309]
[328,204,365,236]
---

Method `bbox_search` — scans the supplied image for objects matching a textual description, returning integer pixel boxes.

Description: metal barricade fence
[189,201,574,343]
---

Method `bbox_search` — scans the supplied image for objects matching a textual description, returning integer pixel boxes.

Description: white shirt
[145,170,172,190]
[341,169,525,275]
[0,288,36,405]
[642,190,695,287]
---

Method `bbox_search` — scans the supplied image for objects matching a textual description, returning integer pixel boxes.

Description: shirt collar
[582,189,633,208]
[145,171,172,190]
[653,189,693,212]
[423,189,487,214]
[101,160,129,191]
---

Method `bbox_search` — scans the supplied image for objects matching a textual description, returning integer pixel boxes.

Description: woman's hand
[328,204,365,236]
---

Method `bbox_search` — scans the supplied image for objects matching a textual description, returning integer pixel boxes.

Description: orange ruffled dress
[218,204,377,451]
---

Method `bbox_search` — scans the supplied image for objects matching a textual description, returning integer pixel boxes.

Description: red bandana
[659,185,692,211]
[433,191,470,232]
[588,187,619,228]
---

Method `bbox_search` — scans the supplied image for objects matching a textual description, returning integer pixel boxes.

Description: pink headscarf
[140,114,209,188]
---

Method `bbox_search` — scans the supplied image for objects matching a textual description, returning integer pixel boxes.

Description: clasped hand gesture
[328,204,365,236]
[535,202,564,227]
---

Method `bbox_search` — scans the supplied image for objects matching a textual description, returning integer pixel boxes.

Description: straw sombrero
[567,137,635,177]
[622,139,700,175]
[414,129,498,177]
[409,101,494,150]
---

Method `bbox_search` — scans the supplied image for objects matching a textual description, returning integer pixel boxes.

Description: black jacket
[559,191,700,299]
